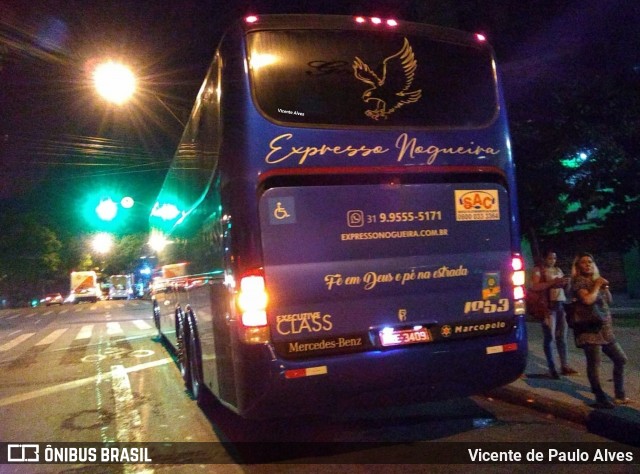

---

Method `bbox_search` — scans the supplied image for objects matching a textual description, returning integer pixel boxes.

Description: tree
[512,71,640,252]
[0,212,62,304]
[102,233,148,276]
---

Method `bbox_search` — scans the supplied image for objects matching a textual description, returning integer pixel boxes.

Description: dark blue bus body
[151,15,527,419]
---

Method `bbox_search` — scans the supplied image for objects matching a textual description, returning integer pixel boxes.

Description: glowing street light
[92,58,185,127]
[93,61,136,105]
[148,231,169,252]
[92,232,114,254]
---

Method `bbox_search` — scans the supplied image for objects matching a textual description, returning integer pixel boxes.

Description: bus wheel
[187,326,203,402]
[177,314,191,385]
[152,302,161,333]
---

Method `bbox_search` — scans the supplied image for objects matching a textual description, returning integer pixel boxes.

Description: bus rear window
[247,30,498,128]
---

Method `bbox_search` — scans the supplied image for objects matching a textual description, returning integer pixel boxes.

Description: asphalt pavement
[486,293,640,447]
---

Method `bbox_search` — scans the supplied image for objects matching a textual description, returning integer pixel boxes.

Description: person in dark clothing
[570,252,629,409]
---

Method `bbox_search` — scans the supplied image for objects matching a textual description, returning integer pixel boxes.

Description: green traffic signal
[96,198,118,221]
[82,192,139,232]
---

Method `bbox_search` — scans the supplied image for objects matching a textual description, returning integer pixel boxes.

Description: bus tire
[186,314,203,402]
[152,302,161,333]
[176,310,191,386]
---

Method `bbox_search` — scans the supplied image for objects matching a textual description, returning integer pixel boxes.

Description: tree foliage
[0,212,62,303]
[512,71,640,252]
[101,233,148,276]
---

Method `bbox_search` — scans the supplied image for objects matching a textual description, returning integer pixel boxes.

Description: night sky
[1,0,638,232]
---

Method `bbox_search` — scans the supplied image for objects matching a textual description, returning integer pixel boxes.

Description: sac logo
[454,190,500,221]
[458,190,496,210]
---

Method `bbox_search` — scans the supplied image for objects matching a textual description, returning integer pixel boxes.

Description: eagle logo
[353,38,422,120]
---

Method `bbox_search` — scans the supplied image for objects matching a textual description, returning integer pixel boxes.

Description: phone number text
[368,211,442,224]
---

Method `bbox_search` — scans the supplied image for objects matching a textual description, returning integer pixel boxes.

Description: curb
[486,385,640,447]
[486,385,590,426]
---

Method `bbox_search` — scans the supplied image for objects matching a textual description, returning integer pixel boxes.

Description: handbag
[569,300,604,333]
[525,266,549,321]
[526,288,550,320]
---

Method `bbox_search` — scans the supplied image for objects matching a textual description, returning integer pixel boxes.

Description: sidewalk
[486,294,640,447]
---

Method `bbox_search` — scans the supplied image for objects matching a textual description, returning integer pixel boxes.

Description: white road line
[35,329,68,346]
[42,310,53,316]
[25,312,37,318]
[106,322,124,336]
[111,364,142,442]
[132,320,152,330]
[0,358,172,407]
[0,333,36,352]
[75,325,94,340]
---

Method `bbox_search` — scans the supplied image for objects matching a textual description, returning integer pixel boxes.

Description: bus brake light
[237,272,270,344]
[512,255,526,315]
[238,274,268,326]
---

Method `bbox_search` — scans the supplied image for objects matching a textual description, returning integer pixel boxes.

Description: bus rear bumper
[234,318,528,419]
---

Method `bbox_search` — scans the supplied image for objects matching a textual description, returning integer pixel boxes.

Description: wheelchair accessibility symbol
[274,202,291,220]
[268,197,296,225]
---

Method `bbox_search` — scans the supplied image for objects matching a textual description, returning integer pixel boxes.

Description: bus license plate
[379,327,431,347]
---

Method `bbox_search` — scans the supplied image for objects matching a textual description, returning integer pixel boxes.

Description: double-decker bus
[150,14,527,419]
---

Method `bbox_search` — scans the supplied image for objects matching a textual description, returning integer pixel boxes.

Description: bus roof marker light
[355,16,366,24]
[245,15,258,24]
[386,19,398,27]
[371,17,382,25]
[475,33,487,42]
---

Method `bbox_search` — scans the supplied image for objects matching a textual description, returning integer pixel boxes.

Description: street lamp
[148,230,170,253]
[92,232,114,254]
[92,59,184,126]
[93,61,136,105]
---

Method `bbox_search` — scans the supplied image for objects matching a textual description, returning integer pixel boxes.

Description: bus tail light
[511,255,526,315]
[237,271,270,344]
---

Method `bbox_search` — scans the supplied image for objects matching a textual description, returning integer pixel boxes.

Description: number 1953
[464,299,509,314]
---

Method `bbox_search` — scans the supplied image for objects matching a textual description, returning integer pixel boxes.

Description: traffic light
[149,196,185,234]
[95,198,118,221]
[82,191,138,232]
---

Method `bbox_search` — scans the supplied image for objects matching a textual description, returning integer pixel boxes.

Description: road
[0,301,631,473]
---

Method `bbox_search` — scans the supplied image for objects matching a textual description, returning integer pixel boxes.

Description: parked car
[44,293,64,306]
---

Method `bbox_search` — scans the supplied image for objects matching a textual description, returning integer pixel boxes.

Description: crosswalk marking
[107,322,124,336]
[35,328,68,346]
[0,318,154,354]
[0,333,36,352]
[132,320,152,330]
[75,325,94,340]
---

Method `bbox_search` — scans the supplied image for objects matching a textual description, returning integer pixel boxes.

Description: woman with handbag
[571,252,629,409]
[531,250,578,379]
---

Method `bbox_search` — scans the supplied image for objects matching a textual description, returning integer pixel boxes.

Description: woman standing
[531,250,578,379]
[571,252,629,409]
